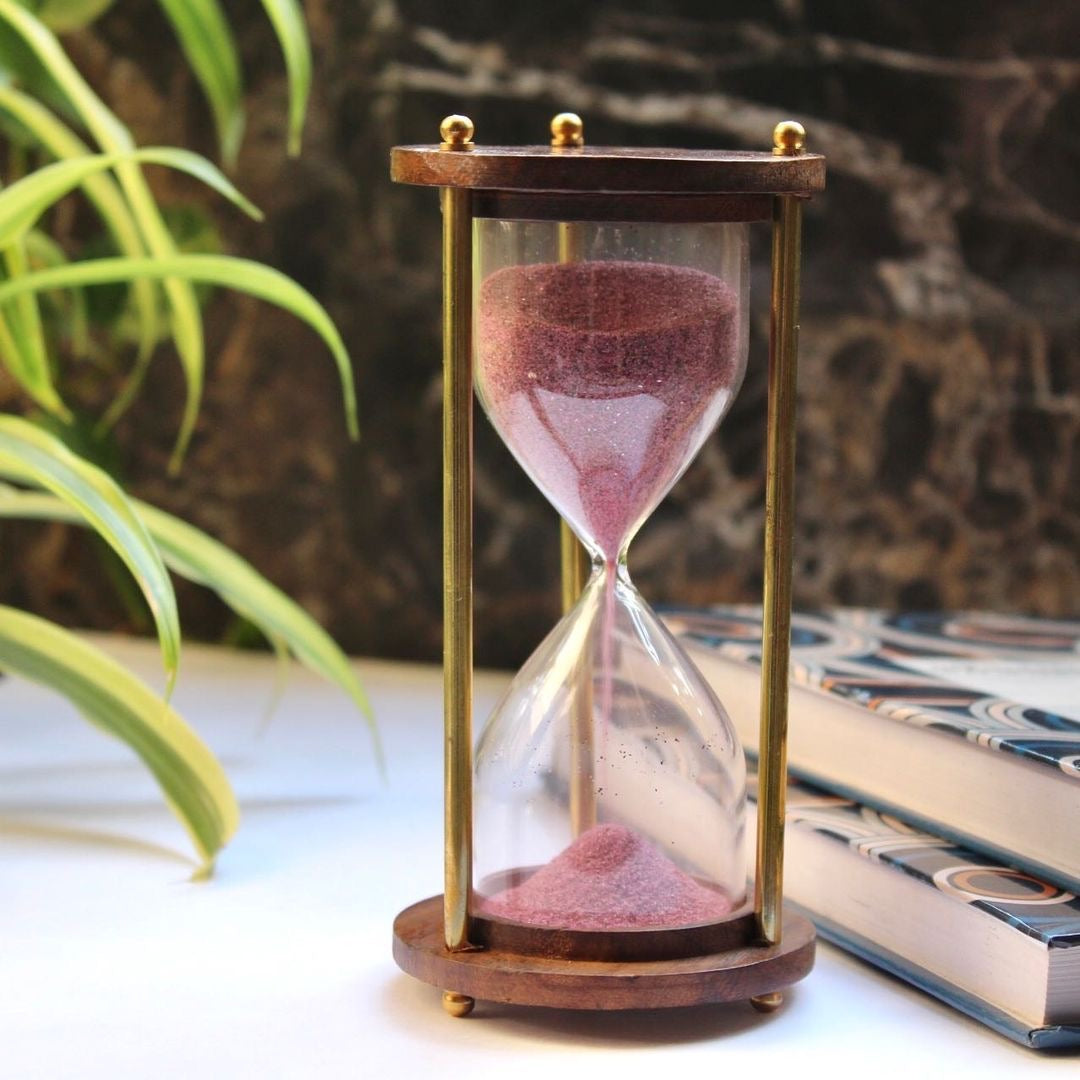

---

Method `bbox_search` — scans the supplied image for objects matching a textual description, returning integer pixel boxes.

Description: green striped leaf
[0,485,378,754]
[258,0,311,156]
[0,255,359,439]
[0,84,160,364]
[0,147,262,246]
[0,605,237,867]
[0,414,181,690]
[0,0,206,468]
[23,227,89,354]
[1,235,66,416]
[157,0,245,167]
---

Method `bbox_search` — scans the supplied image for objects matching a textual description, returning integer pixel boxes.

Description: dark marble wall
[4,0,1078,667]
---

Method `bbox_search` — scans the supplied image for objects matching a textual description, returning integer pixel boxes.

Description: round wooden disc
[390,145,826,197]
[470,905,758,963]
[392,895,816,1011]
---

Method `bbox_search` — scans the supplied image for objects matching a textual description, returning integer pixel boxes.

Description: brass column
[551,113,596,836]
[439,116,475,958]
[553,112,591,616]
[559,523,590,613]
[754,121,806,955]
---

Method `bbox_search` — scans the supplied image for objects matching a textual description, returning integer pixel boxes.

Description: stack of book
[663,606,1080,1049]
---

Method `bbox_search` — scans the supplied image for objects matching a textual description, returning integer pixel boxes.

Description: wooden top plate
[391,144,826,196]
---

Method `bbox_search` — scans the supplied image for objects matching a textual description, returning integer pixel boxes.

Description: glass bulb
[472,218,750,931]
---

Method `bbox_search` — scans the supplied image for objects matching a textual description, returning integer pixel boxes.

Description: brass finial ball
[773,120,806,155]
[439,114,475,149]
[551,112,585,148]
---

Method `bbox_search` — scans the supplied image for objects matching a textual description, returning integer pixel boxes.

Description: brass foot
[442,990,475,1017]
[750,991,784,1013]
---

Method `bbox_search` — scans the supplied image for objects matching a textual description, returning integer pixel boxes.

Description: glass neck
[587,546,632,584]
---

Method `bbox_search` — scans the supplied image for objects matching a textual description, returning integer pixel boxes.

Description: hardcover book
[757,777,1080,1048]
[663,607,1080,891]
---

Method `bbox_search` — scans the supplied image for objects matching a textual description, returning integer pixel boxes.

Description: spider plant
[0,0,374,872]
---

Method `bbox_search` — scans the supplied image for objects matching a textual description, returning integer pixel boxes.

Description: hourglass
[391,113,825,1016]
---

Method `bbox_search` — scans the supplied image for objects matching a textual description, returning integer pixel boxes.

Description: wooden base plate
[393,895,815,1011]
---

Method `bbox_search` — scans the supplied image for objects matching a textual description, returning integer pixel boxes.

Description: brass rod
[556,207,595,836]
[556,218,589,611]
[562,514,595,836]
[441,183,475,952]
[559,519,590,614]
[755,192,803,945]
[557,221,585,264]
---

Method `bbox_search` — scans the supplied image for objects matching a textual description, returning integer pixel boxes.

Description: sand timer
[391,113,825,1016]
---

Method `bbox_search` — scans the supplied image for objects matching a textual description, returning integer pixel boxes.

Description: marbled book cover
[667,607,1080,776]
[766,777,1080,1049]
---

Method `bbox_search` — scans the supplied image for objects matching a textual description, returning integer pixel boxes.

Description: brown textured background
[2,0,1078,667]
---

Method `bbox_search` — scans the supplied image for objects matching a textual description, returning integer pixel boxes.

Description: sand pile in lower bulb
[481,823,733,931]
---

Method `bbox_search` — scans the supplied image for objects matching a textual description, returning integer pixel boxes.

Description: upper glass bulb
[475,222,748,563]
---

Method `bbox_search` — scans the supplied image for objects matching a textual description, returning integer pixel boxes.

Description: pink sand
[480,823,734,931]
[476,260,740,560]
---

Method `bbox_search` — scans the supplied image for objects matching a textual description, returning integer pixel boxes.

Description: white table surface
[2,636,1076,1079]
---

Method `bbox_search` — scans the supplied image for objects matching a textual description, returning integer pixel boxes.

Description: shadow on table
[0,816,194,868]
[381,971,780,1047]
[0,792,358,878]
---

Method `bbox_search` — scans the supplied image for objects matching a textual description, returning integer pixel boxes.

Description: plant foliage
[0,0,366,867]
